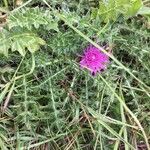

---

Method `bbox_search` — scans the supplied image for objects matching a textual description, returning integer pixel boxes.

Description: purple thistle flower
[80,45,109,75]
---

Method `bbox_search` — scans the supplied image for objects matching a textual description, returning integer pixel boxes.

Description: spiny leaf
[138,6,150,15]
[125,0,143,17]
[93,0,143,22]
[8,7,59,31]
[0,30,10,57]
[0,29,45,56]
[0,66,14,74]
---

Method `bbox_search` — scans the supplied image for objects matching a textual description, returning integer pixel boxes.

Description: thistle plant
[0,0,150,149]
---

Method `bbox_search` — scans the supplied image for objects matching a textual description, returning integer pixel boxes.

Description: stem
[12,0,33,13]
[99,75,150,150]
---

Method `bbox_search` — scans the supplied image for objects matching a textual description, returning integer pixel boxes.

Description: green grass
[0,0,150,149]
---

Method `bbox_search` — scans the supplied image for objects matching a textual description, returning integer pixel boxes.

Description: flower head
[80,45,109,75]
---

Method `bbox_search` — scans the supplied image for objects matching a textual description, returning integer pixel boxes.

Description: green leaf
[12,41,26,56]
[0,66,14,74]
[126,0,143,17]
[0,29,45,56]
[8,7,59,31]
[93,0,143,22]
[138,6,150,15]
